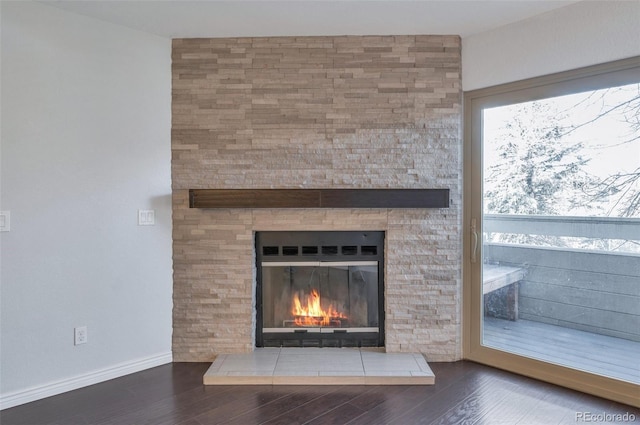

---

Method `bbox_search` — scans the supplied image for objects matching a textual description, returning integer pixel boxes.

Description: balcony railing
[484,214,640,242]
[483,214,640,343]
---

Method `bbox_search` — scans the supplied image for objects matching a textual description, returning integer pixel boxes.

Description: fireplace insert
[256,231,385,347]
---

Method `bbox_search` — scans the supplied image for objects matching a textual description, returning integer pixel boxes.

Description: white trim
[0,352,173,410]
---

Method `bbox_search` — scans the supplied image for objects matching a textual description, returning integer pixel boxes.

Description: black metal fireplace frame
[255,231,385,348]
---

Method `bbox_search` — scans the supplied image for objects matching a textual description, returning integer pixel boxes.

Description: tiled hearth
[204,348,435,385]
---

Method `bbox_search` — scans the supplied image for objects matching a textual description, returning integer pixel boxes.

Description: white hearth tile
[414,358,433,374]
[365,370,412,376]
[203,348,435,385]
[273,370,320,376]
[318,371,365,376]
[274,364,360,373]
[216,353,279,372]
[277,360,363,369]
[207,355,226,372]
[217,362,277,372]
[274,358,362,371]
[361,353,425,371]
[273,376,366,385]
[225,371,274,376]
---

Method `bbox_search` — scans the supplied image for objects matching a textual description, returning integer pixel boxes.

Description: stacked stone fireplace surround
[172,35,462,362]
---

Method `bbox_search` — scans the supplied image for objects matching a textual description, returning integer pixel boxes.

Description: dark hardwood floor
[2,361,638,425]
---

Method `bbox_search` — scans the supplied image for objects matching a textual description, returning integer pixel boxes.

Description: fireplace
[256,231,385,347]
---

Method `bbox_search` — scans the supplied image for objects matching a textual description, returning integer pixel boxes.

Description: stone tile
[172,34,462,362]
[202,348,435,385]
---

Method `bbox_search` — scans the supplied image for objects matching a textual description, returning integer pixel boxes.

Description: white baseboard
[0,352,173,410]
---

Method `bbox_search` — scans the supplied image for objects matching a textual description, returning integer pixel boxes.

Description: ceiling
[41,0,580,39]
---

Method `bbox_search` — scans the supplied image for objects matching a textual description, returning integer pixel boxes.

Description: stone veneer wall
[171,35,462,362]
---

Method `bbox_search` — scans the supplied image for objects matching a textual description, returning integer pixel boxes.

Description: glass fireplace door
[256,230,385,347]
[261,261,379,333]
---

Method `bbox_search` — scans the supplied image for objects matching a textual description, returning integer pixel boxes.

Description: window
[464,57,640,407]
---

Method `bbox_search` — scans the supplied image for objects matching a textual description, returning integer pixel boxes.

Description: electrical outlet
[0,211,10,232]
[74,326,87,345]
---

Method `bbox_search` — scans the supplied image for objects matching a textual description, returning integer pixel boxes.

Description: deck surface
[484,316,640,384]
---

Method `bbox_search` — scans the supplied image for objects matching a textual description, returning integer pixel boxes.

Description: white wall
[0,1,172,408]
[462,1,640,91]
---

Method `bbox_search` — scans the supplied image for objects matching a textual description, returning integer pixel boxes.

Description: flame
[292,289,347,326]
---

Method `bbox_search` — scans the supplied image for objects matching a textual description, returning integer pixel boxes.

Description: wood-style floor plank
[260,387,373,425]
[1,361,638,425]
[358,364,498,425]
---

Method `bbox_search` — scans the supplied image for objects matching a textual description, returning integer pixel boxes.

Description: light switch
[0,211,10,232]
[138,210,155,226]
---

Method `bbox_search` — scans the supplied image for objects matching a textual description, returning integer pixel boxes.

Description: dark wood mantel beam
[189,189,449,209]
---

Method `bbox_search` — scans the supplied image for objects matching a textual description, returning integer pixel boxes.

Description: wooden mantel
[189,189,450,209]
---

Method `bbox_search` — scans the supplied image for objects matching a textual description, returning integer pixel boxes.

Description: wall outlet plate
[0,211,10,232]
[138,210,155,226]
[74,326,87,345]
